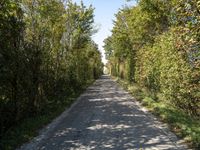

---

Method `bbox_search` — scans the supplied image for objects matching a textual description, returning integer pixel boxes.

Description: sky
[73,0,136,64]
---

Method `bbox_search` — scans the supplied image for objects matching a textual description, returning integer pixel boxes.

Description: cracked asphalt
[19,75,187,150]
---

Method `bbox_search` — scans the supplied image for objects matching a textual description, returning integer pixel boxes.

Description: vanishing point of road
[19,75,187,150]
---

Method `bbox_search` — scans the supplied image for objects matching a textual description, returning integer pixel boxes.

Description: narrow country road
[19,75,187,150]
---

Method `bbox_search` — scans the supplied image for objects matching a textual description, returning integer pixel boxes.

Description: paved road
[19,75,187,150]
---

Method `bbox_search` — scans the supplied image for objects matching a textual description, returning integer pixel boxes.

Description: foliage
[0,84,89,150]
[0,0,103,148]
[105,0,200,119]
[117,78,200,149]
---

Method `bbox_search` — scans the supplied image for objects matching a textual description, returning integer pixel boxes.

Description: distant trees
[104,0,200,116]
[0,0,103,138]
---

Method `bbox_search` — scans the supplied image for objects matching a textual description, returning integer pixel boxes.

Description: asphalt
[19,75,187,150]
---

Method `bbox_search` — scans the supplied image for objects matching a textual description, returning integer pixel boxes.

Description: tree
[0,0,103,143]
[104,0,199,116]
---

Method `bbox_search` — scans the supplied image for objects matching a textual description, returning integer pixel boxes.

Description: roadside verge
[116,77,200,150]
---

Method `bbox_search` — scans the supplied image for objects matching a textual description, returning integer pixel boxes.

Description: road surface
[19,75,187,150]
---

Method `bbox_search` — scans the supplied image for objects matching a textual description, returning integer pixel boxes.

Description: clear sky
[73,0,136,64]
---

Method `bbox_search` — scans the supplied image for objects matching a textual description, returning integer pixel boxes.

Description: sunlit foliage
[105,0,200,116]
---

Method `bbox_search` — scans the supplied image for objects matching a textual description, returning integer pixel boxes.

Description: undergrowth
[0,80,94,150]
[117,78,200,149]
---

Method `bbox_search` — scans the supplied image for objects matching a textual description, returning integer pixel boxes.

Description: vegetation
[117,78,200,149]
[105,0,200,148]
[0,0,103,149]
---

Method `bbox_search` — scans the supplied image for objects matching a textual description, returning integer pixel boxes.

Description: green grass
[0,80,94,150]
[117,78,200,149]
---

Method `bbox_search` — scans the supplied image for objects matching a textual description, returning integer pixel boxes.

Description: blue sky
[73,0,136,64]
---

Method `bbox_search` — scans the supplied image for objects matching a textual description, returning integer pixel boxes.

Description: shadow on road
[20,75,185,150]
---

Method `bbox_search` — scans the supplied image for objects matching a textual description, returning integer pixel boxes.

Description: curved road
[19,75,187,150]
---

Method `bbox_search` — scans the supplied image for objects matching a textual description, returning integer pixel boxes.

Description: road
[19,75,187,150]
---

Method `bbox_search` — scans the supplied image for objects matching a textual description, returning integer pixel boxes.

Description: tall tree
[0,0,103,142]
[105,0,199,116]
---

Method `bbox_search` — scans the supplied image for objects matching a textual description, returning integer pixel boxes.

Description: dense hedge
[104,0,200,116]
[135,29,199,116]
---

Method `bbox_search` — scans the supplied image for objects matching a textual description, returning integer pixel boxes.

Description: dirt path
[19,75,187,150]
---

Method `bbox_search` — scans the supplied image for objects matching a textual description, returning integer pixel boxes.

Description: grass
[117,78,200,149]
[0,80,94,150]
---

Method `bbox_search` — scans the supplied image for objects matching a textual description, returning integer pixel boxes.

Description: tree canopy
[105,0,200,116]
[0,0,103,143]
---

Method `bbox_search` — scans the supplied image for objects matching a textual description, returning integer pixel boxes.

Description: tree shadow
[25,76,185,150]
